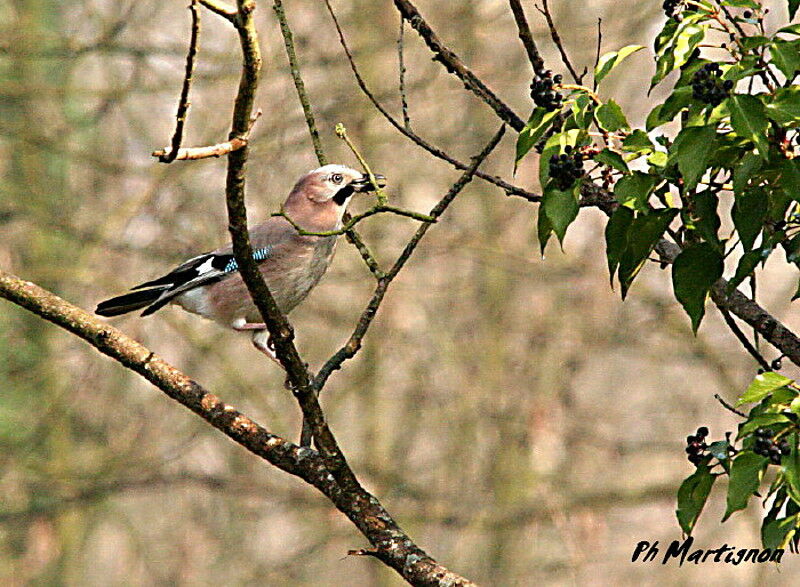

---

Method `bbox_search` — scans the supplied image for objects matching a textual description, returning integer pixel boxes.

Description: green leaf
[542,182,580,246]
[537,207,553,256]
[708,439,731,461]
[614,171,656,211]
[515,108,560,168]
[651,16,709,89]
[723,451,767,521]
[732,186,768,251]
[621,129,655,154]
[671,125,717,191]
[727,249,763,294]
[677,464,716,535]
[689,190,721,248]
[595,44,644,85]
[672,242,724,333]
[594,148,629,174]
[770,39,800,79]
[647,87,693,131]
[721,0,759,8]
[618,209,679,299]
[595,99,629,132]
[779,158,800,202]
[778,22,800,36]
[729,95,770,160]
[762,515,798,551]
[648,151,669,167]
[737,372,795,406]
[738,413,791,439]
[765,87,800,126]
[605,206,634,286]
[732,152,763,194]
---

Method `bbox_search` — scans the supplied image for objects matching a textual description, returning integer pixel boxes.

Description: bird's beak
[351,173,387,192]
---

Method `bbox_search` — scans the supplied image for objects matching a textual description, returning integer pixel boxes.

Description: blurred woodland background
[2,0,800,584]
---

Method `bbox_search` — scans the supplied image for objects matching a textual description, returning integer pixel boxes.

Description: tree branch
[508,0,545,73]
[313,126,506,392]
[0,270,475,586]
[324,0,539,202]
[393,0,525,131]
[157,0,201,164]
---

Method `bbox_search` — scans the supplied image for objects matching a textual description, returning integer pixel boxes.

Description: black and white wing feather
[95,247,271,317]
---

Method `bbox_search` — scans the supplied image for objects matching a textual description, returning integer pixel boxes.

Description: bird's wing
[137,217,298,316]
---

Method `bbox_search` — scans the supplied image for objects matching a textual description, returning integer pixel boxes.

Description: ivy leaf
[723,451,767,521]
[615,171,656,211]
[732,152,763,194]
[595,44,644,85]
[595,99,629,132]
[672,242,724,333]
[618,209,678,299]
[542,182,580,247]
[676,463,716,535]
[779,158,800,202]
[515,108,559,169]
[770,39,800,79]
[732,186,768,251]
[605,206,634,286]
[671,125,717,191]
[737,372,794,406]
[647,87,693,131]
[729,95,770,160]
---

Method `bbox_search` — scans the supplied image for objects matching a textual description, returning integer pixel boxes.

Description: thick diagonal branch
[0,270,475,587]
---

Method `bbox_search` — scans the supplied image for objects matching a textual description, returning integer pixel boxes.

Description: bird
[96,164,386,362]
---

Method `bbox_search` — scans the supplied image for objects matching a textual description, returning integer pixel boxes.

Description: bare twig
[393,0,525,131]
[714,393,747,418]
[197,0,237,21]
[536,0,582,84]
[508,0,546,73]
[313,126,506,393]
[397,18,411,129]
[324,0,540,202]
[158,1,201,164]
[717,306,771,371]
[593,18,602,91]
[152,137,246,161]
[272,0,326,166]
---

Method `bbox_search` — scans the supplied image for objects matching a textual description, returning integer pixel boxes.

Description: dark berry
[723,80,734,90]
[743,10,752,19]
[548,147,585,190]
[771,358,783,371]
[697,427,709,438]
[530,70,564,111]
[780,442,791,455]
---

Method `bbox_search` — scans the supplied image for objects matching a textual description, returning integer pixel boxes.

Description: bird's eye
[331,173,344,184]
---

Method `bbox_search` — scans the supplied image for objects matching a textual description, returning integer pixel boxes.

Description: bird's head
[284,164,386,232]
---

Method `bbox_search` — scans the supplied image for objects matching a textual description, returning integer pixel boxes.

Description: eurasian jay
[96,164,385,361]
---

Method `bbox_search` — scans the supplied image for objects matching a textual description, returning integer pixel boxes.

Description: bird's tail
[95,287,167,317]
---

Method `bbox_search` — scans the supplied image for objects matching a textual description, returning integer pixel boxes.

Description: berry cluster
[530,70,563,111]
[548,145,583,190]
[685,426,709,465]
[753,428,791,465]
[691,63,733,107]
[662,0,694,20]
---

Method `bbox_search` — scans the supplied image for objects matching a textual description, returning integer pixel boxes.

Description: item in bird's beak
[352,173,387,192]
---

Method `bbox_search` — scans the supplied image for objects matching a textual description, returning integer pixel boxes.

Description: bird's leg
[248,328,283,367]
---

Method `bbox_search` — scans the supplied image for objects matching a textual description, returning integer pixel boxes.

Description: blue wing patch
[223,246,272,273]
